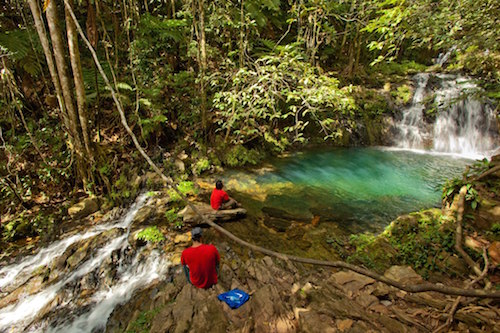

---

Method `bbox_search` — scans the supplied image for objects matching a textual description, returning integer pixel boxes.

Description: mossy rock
[348,237,397,273]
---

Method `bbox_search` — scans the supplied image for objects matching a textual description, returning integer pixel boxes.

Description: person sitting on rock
[181,227,220,289]
[210,180,239,210]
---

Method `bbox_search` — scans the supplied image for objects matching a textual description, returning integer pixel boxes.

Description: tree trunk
[239,0,245,68]
[45,0,88,187]
[198,0,207,135]
[65,0,92,160]
[170,0,175,17]
[26,0,69,131]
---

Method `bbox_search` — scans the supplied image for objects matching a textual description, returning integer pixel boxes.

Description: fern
[0,28,42,76]
[136,14,188,43]
[81,59,113,101]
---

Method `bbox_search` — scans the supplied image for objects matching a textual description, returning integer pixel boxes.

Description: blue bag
[217,289,249,309]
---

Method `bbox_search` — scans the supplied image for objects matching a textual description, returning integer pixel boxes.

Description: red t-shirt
[210,188,229,210]
[181,244,220,288]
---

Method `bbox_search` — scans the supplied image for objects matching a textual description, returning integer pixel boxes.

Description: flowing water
[396,73,498,159]
[0,194,171,333]
[223,147,470,233]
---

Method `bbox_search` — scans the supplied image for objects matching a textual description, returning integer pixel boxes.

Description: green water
[223,147,470,233]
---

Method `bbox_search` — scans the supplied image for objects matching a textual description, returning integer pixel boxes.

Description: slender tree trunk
[112,1,119,70]
[26,0,69,131]
[45,0,88,187]
[198,0,207,135]
[340,0,356,55]
[65,0,92,160]
[297,0,303,42]
[170,0,175,17]
[239,0,245,68]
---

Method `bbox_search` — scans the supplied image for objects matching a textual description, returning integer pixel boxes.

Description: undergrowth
[348,210,459,278]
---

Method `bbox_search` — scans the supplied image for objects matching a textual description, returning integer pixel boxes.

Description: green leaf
[116,82,134,91]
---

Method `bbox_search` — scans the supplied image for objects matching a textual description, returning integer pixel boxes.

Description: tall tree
[197,0,208,135]
[65,0,92,160]
[26,0,69,131]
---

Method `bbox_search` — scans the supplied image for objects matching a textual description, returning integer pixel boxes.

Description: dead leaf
[43,0,50,12]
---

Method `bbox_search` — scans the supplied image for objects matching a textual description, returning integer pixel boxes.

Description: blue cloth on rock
[217,289,249,309]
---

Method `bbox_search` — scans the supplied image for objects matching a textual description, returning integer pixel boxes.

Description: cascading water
[395,73,499,159]
[396,73,430,149]
[0,193,171,333]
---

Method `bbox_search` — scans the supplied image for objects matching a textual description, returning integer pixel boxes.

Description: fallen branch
[473,164,500,182]
[65,2,500,300]
[454,185,482,277]
[434,248,490,332]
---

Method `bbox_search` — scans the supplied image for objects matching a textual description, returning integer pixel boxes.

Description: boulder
[178,203,246,225]
[331,271,375,294]
[131,206,156,226]
[488,241,500,266]
[68,197,99,220]
[384,266,423,285]
[174,232,191,244]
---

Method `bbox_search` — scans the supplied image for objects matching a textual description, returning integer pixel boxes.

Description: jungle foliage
[0,0,499,241]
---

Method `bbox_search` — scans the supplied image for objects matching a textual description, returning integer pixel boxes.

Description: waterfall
[396,73,430,149]
[435,46,457,67]
[395,73,499,159]
[0,193,171,333]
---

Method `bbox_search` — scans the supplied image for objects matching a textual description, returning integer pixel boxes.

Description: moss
[347,209,462,278]
[385,209,457,278]
[353,87,390,117]
[391,84,412,105]
[372,61,428,77]
[347,233,397,273]
[137,226,165,243]
[193,158,211,176]
[126,307,162,333]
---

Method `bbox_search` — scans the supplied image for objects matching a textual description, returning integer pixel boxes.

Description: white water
[0,193,171,332]
[48,250,167,333]
[396,73,430,150]
[435,46,457,66]
[395,73,499,159]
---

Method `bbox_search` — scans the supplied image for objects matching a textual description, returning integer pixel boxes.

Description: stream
[0,194,171,333]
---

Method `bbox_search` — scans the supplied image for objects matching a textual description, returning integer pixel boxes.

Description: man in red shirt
[181,227,220,289]
[210,180,238,210]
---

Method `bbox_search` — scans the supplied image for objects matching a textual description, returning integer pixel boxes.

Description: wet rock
[66,238,92,269]
[68,197,99,220]
[262,206,297,220]
[264,217,291,232]
[131,206,156,226]
[128,229,147,248]
[474,199,500,230]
